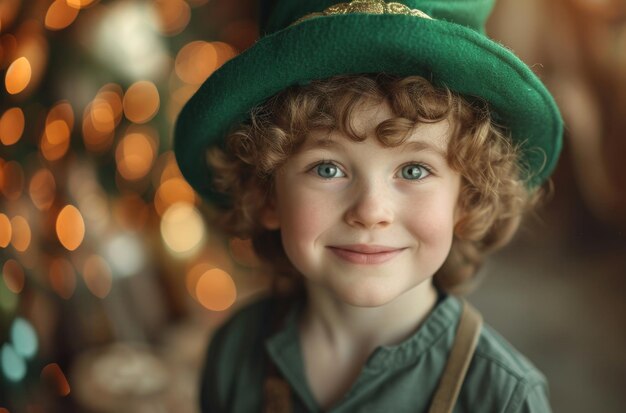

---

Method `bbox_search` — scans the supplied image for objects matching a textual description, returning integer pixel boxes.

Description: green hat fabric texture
[175,0,563,207]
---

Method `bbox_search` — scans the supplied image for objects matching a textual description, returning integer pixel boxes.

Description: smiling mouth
[327,245,406,265]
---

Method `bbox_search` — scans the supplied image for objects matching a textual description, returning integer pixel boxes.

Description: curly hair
[207,73,544,295]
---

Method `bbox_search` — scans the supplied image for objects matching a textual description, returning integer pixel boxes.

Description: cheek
[276,186,337,251]
[402,192,457,246]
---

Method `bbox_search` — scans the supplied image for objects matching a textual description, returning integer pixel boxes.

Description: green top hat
[175,0,563,207]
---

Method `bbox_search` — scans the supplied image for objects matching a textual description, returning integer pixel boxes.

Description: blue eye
[401,164,430,180]
[315,162,345,179]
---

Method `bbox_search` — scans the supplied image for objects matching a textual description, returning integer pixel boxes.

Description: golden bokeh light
[123,81,160,124]
[29,168,56,211]
[82,102,114,153]
[56,205,85,251]
[10,215,31,252]
[45,0,79,31]
[5,56,31,94]
[41,120,70,161]
[90,98,115,133]
[42,102,74,161]
[49,258,76,299]
[195,268,237,311]
[160,202,205,255]
[154,0,191,36]
[0,107,25,145]
[47,101,75,129]
[115,132,156,181]
[0,213,11,247]
[228,237,261,268]
[175,41,217,85]
[65,0,97,9]
[1,160,23,200]
[186,262,212,299]
[82,255,112,298]
[168,83,199,123]
[157,151,184,184]
[213,41,238,67]
[3,259,25,294]
[154,177,196,216]
[41,363,71,396]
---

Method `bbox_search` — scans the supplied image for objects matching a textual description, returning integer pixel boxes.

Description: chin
[335,285,401,308]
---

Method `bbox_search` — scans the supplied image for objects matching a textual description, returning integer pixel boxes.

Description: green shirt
[200,293,552,412]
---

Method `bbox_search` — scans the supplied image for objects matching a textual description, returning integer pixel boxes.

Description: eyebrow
[301,138,447,158]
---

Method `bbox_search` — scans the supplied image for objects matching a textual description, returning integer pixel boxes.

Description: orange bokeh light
[82,102,114,153]
[0,107,25,145]
[175,41,217,85]
[0,213,11,247]
[41,120,70,161]
[195,268,237,311]
[56,205,85,251]
[41,363,71,396]
[154,0,191,36]
[10,215,31,252]
[115,132,156,181]
[82,255,112,298]
[123,81,160,124]
[29,169,56,211]
[5,56,31,94]
[213,41,238,67]
[154,177,196,216]
[65,0,97,9]
[49,258,76,299]
[3,259,25,294]
[45,0,79,31]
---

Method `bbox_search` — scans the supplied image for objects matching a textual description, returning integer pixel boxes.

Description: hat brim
[175,14,562,206]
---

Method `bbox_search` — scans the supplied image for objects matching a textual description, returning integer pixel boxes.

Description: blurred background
[0,0,624,412]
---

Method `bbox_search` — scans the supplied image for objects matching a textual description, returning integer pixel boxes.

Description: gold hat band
[291,0,433,27]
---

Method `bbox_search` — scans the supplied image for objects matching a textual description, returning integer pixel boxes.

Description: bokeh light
[212,41,238,67]
[105,233,145,277]
[3,259,25,294]
[153,0,191,36]
[175,41,217,85]
[41,363,71,396]
[82,102,114,153]
[82,255,113,298]
[1,343,26,382]
[115,131,157,181]
[0,107,25,145]
[10,317,38,359]
[123,81,160,124]
[160,202,205,256]
[185,262,211,299]
[29,168,56,210]
[66,0,97,9]
[10,215,30,252]
[48,257,76,299]
[154,177,196,216]
[42,101,74,161]
[56,205,85,251]
[0,213,12,247]
[195,268,237,311]
[5,56,31,94]
[1,160,23,200]
[45,0,79,31]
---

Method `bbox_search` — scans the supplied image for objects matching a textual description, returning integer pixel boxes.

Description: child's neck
[299,281,438,356]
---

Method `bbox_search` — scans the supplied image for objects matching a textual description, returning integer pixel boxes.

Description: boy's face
[262,99,462,307]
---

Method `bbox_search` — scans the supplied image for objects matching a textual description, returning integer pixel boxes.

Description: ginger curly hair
[207,73,544,295]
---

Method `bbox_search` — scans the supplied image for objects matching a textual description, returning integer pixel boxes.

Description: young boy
[174,1,562,412]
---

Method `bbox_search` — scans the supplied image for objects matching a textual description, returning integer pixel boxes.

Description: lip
[327,244,406,265]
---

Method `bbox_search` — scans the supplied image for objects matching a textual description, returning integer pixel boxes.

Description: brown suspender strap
[428,299,483,413]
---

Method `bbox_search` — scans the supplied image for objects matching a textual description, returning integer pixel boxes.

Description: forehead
[303,98,452,153]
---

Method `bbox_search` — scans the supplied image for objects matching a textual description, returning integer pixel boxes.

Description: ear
[260,196,281,230]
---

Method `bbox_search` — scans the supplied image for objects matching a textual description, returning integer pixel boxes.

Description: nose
[344,181,394,229]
